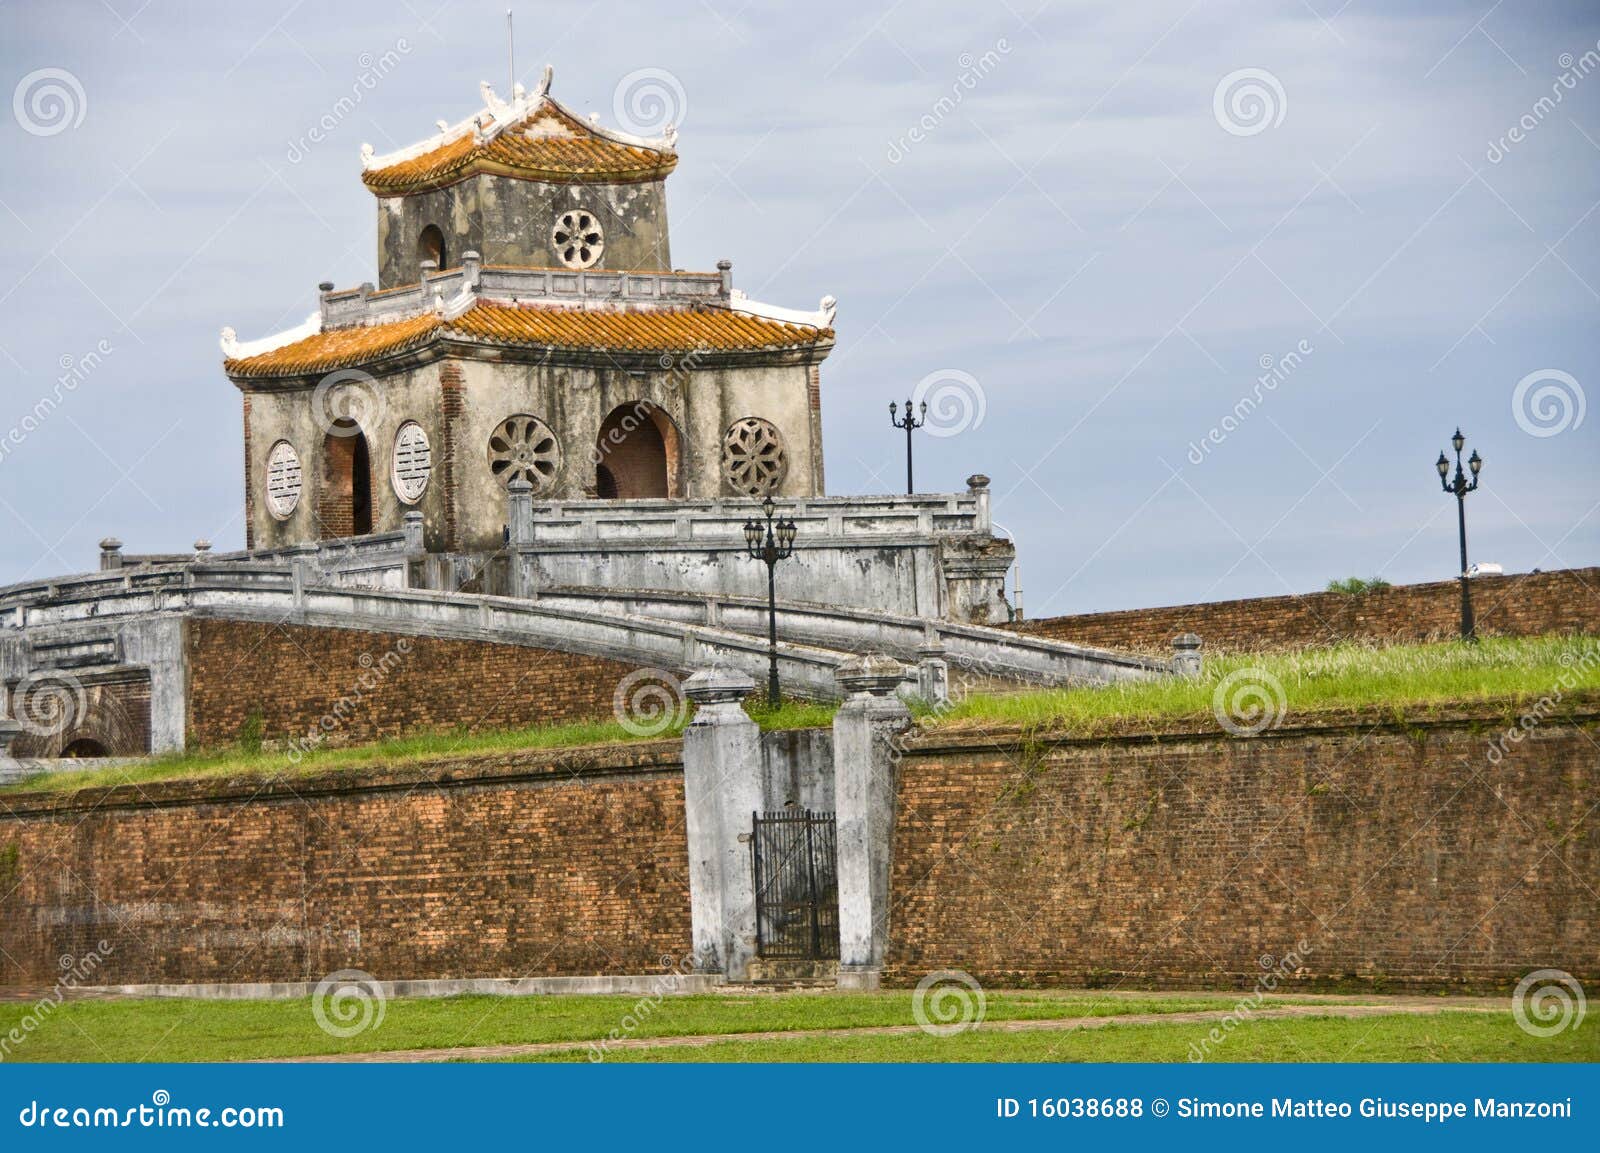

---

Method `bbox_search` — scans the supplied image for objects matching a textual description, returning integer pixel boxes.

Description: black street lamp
[1435,427,1483,641]
[889,397,928,495]
[743,496,798,707]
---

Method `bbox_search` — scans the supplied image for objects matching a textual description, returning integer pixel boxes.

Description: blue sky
[0,0,1595,616]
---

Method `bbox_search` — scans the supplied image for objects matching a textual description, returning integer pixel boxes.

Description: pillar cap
[1172,632,1202,650]
[99,538,122,551]
[683,666,755,706]
[507,477,534,494]
[835,653,908,698]
[966,473,991,492]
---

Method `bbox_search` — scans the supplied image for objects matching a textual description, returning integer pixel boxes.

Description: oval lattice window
[265,440,303,519]
[487,414,562,489]
[551,208,604,269]
[721,417,788,497]
[391,421,432,503]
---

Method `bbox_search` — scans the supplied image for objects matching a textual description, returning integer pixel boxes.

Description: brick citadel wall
[0,745,691,986]
[885,706,1600,990]
[1012,567,1600,653]
[184,618,637,751]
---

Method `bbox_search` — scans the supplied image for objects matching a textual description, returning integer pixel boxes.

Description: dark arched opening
[60,738,109,758]
[418,224,446,270]
[320,422,373,538]
[595,402,681,498]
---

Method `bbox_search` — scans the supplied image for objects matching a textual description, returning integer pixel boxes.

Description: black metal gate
[751,810,839,960]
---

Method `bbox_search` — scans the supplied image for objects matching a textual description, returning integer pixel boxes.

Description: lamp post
[743,496,798,707]
[889,398,928,495]
[1435,427,1483,642]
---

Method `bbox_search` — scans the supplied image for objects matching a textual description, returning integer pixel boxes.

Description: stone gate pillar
[832,654,913,990]
[681,667,762,981]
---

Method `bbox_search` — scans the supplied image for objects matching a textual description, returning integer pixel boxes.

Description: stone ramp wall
[1012,567,1600,654]
[884,706,1600,991]
[185,617,637,751]
[0,745,690,986]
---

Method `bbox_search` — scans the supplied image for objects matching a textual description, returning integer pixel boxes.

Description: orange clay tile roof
[224,302,832,379]
[363,103,676,195]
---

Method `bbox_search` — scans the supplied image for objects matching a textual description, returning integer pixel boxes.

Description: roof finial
[536,63,553,97]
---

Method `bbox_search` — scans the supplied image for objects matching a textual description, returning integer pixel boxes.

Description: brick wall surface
[1013,567,1600,654]
[885,708,1600,991]
[0,746,690,985]
[185,618,636,751]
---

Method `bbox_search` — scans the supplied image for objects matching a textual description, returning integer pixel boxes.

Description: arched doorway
[320,422,373,538]
[595,402,681,498]
[60,738,109,758]
[418,224,446,269]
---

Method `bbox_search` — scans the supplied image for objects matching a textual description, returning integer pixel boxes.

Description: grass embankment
[8,636,1592,795]
[2,992,1589,1064]
[936,635,1599,735]
[1,698,834,796]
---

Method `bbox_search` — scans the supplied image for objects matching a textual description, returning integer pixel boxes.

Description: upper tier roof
[361,69,677,195]
[223,299,833,380]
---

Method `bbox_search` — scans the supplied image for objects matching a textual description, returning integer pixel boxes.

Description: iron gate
[751,810,840,960]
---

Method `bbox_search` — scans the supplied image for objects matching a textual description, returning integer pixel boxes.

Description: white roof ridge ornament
[728,289,837,330]
[221,312,321,360]
[362,69,674,171]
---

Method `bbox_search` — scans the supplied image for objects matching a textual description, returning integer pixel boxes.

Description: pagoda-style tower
[223,68,835,554]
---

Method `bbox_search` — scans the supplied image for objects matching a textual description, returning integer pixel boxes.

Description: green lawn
[527,1011,1598,1064]
[0,991,1342,1063]
[937,635,1600,734]
[3,992,1590,1064]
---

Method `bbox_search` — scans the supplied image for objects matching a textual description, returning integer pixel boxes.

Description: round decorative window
[391,421,432,504]
[265,440,303,519]
[487,414,562,489]
[721,417,788,497]
[551,208,604,269]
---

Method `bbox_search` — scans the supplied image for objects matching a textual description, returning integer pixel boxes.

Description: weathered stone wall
[4,670,151,758]
[0,745,691,986]
[242,352,824,554]
[184,618,634,751]
[885,706,1600,990]
[375,174,672,289]
[1013,568,1600,654]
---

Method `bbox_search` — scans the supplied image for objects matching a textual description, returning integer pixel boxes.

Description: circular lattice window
[391,421,432,504]
[722,417,788,496]
[487,414,562,489]
[265,440,303,519]
[551,208,604,269]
